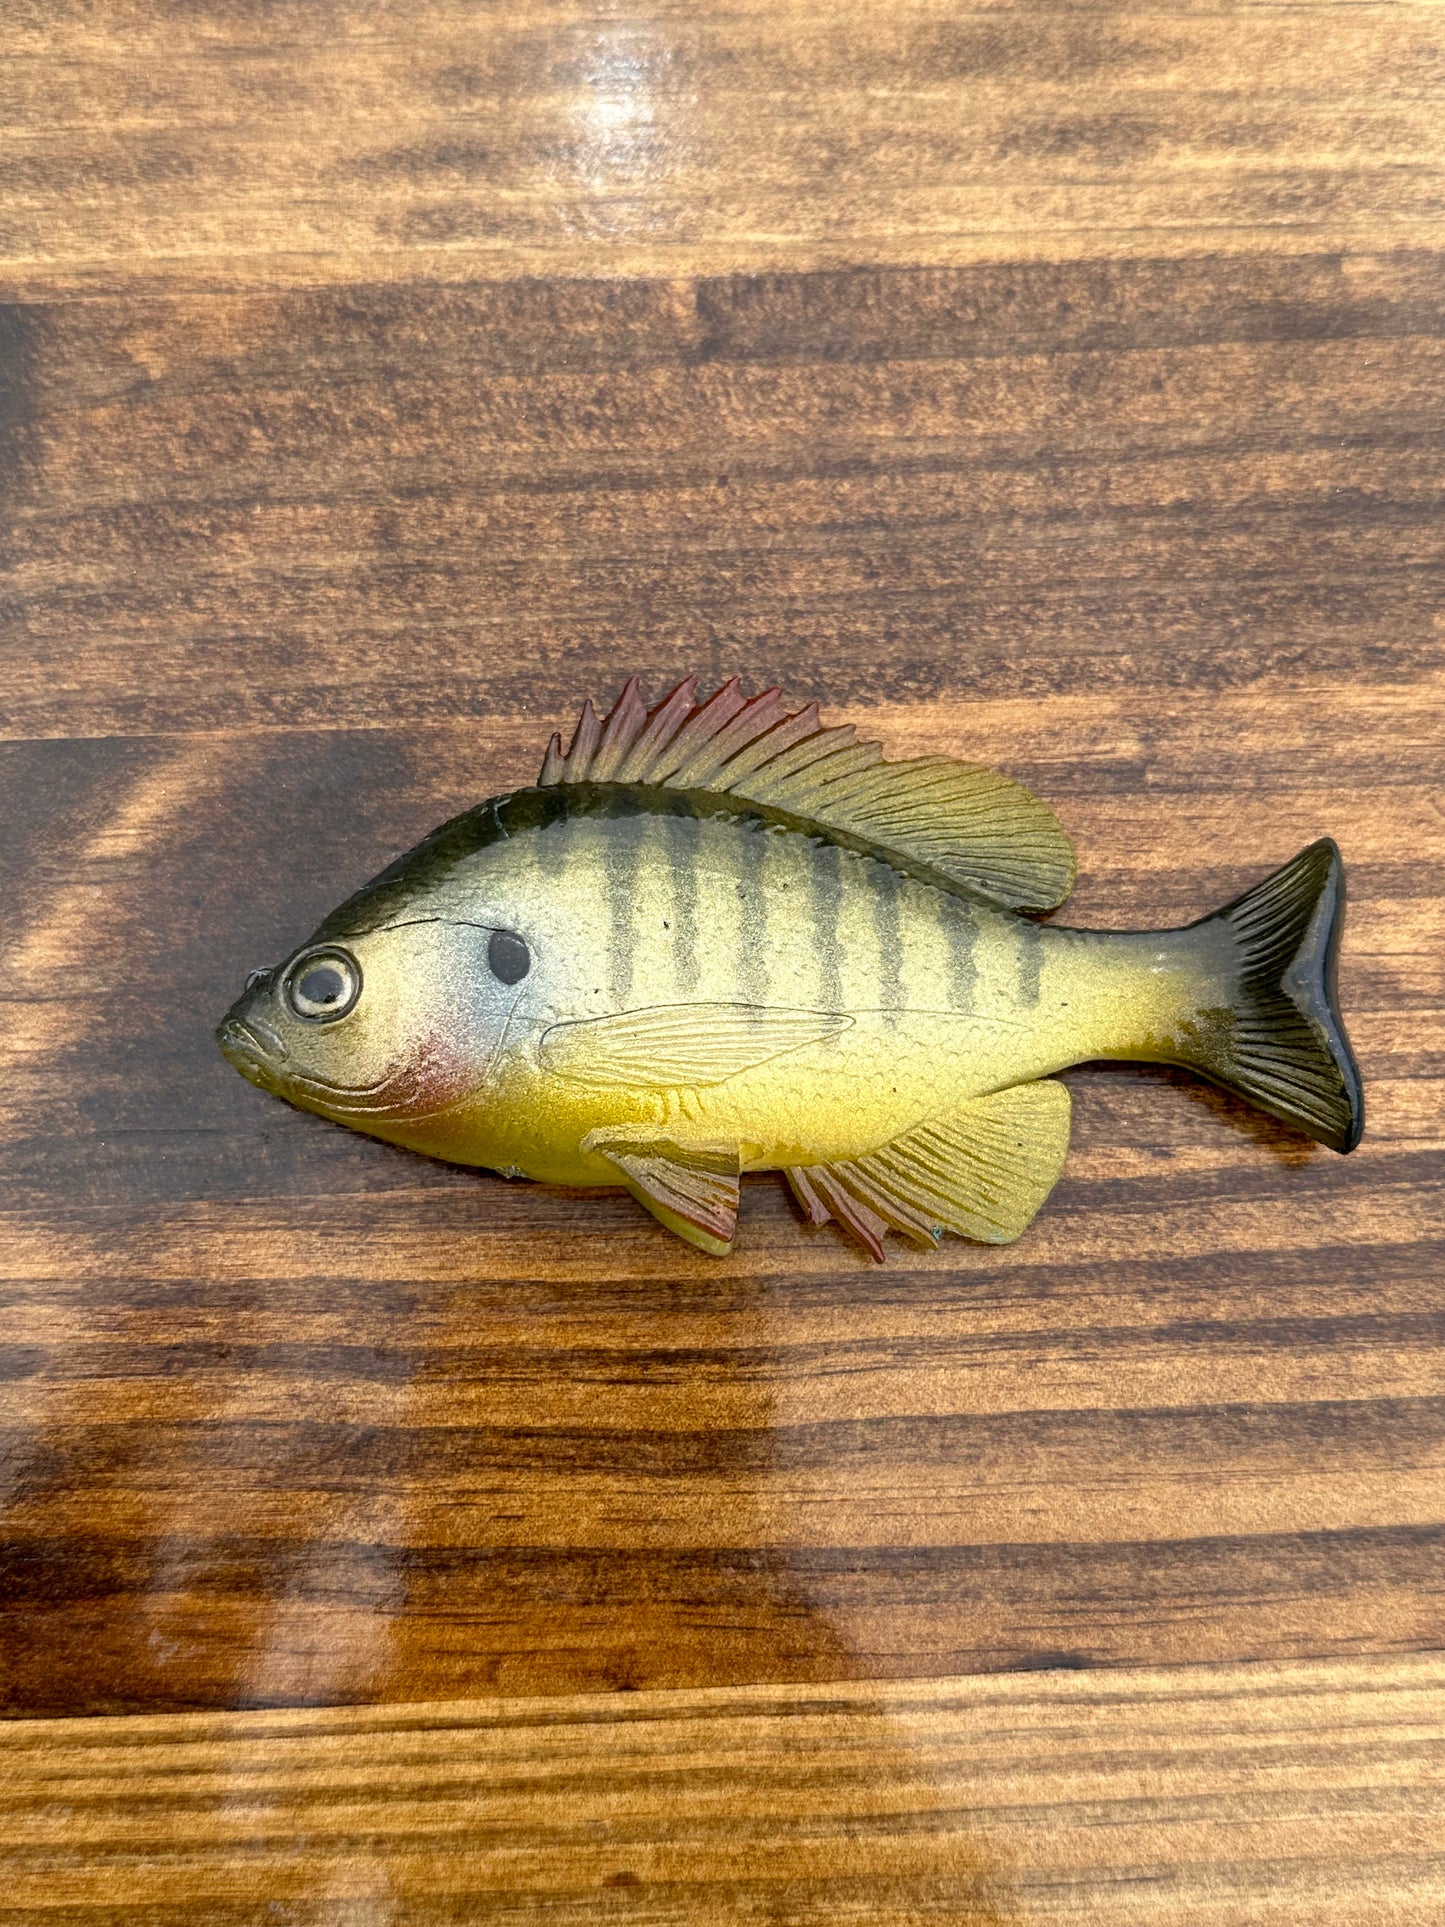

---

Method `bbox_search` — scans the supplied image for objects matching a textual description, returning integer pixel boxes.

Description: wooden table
[2,2,1442,1918]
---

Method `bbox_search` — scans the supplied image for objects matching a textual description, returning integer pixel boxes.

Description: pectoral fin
[786,1080,1072,1260]
[583,1128,741,1256]
[541,1003,851,1091]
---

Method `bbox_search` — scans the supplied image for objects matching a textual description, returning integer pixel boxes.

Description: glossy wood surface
[2,0,1444,1914]
[6,1655,1445,1923]
[7,0,1445,298]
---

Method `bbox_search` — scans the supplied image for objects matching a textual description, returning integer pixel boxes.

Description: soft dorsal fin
[539,678,1076,913]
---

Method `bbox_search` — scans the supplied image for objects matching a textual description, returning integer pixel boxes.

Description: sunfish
[217,677,1363,1260]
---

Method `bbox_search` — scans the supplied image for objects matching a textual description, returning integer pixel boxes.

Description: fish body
[218,679,1363,1260]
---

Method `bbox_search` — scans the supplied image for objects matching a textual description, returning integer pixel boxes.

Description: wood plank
[4,1,1445,1905]
[0,647,1439,1708]
[4,255,1444,742]
[2,1657,1443,1922]
[2,260,1441,1711]
[3,0,1444,295]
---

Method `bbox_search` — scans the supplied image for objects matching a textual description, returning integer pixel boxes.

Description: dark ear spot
[487,929,531,984]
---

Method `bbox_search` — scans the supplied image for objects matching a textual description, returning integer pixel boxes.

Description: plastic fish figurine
[217,678,1363,1261]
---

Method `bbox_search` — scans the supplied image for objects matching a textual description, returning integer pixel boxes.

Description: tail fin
[1184,839,1363,1151]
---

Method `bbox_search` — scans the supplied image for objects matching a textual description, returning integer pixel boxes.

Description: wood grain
[3,1655,1444,1923]
[2,0,1444,1912]
[4,254,1445,741]
[4,0,1445,295]
[2,241,1444,1724]
[2,712,1441,1707]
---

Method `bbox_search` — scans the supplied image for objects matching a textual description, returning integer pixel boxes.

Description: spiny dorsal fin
[539,677,1075,912]
[786,1080,1072,1261]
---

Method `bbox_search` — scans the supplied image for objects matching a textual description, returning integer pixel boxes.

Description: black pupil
[488,929,530,984]
[300,965,346,1006]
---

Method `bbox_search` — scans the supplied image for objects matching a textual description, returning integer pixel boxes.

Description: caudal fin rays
[1176,839,1363,1152]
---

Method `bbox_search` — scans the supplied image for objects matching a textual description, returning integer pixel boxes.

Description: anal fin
[786,1080,1072,1261]
[584,1128,741,1257]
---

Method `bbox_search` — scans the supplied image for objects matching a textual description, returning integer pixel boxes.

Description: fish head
[215,911,531,1147]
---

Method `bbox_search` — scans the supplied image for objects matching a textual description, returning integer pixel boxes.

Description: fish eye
[285,948,362,1021]
[487,928,531,985]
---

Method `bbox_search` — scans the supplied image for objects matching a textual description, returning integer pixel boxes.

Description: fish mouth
[216,1016,287,1092]
[216,1017,444,1118]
